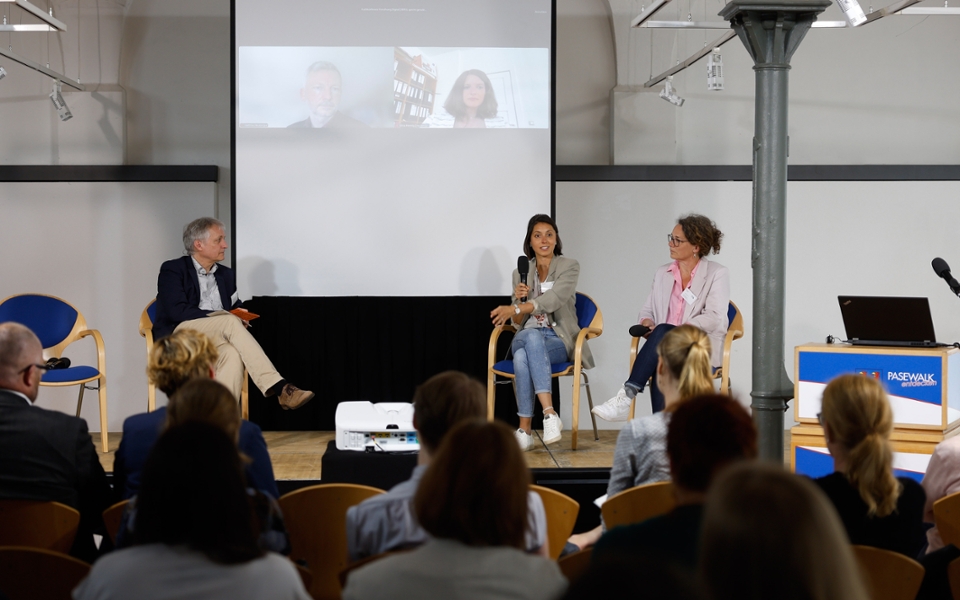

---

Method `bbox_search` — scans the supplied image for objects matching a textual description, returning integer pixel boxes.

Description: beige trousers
[175,314,283,400]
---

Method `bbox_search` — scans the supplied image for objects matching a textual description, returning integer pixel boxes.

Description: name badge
[681,288,697,304]
[540,281,554,292]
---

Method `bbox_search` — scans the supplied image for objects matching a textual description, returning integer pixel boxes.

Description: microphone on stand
[517,256,529,302]
[932,257,960,296]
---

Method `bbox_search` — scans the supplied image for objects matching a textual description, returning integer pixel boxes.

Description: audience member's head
[415,420,529,550]
[412,370,485,454]
[132,421,261,565]
[165,378,241,444]
[0,322,44,401]
[699,462,869,600]
[667,394,757,496]
[820,373,899,517]
[561,555,704,600]
[657,324,714,408]
[147,329,218,397]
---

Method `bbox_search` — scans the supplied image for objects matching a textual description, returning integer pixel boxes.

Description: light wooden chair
[851,544,924,600]
[140,298,250,418]
[102,499,129,546]
[0,546,90,600]
[628,301,743,420]
[601,480,676,530]
[935,490,960,549]
[531,484,580,559]
[947,556,960,600]
[279,483,385,600]
[557,546,593,585]
[0,500,80,554]
[488,292,603,450]
[0,293,108,452]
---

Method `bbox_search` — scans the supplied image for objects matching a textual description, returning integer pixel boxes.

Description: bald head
[0,322,44,400]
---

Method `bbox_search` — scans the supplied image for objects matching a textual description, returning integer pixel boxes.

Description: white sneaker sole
[591,406,630,422]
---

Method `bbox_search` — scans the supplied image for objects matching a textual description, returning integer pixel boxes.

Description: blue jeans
[511,327,568,418]
[625,323,676,413]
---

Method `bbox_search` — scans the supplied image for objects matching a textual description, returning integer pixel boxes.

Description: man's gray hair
[306,61,341,78]
[0,322,40,380]
[183,217,225,255]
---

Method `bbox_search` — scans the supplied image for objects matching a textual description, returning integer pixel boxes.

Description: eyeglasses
[667,234,688,247]
[19,363,48,375]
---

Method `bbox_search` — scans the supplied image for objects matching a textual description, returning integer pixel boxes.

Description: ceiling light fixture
[50,80,72,121]
[660,76,685,107]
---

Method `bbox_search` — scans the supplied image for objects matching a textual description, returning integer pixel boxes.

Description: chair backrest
[0,500,80,554]
[947,556,960,600]
[0,546,90,600]
[279,483,385,600]
[574,292,603,338]
[0,294,85,356]
[601,480,676,531]
[851,544,924,600]
[139,299,157,339]
[102,499,129,546]
[557,546,593,585]
[530,484,580,560]
[935,491,960,549]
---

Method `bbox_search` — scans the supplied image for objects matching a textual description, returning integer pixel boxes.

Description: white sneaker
[515,428,535,451]
[542,413,562,445]
[592,387,633,422]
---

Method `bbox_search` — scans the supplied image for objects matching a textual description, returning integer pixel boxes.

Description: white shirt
[191,257,223,312]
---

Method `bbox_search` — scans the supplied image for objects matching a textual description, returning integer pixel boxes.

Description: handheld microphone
[517,256,529,302]
[932,257,960,296]
[629,324,651,338]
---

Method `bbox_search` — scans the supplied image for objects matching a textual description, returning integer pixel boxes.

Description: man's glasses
[667,234,688,247]
[19,363,48,375]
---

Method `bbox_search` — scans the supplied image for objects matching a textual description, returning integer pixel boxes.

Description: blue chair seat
[493,360,574,376]
[42,366,101,384]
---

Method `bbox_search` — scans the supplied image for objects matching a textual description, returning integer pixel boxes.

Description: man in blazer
[0,322,113,562]
[154,217,314,410]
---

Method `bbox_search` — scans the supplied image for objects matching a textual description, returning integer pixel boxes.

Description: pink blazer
[638,257,730,368]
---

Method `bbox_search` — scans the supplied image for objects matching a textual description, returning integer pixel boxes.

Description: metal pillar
[720,0,829,462]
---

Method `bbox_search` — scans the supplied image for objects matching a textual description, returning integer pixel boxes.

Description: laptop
[837,296,946,348]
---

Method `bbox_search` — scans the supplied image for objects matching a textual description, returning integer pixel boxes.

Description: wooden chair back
[851,544,924,600]
[601,480,676,530]
[557,546,593,585]
[530,484,580,559]
[947,556,960,600]
[279,483,385,600]
[102,499,129,546]
[0,500,80,554]
[0,546,90,600]
[935,491,960,549]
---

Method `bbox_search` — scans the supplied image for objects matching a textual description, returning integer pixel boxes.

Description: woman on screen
[421,69,510,128]
[490,214,593,451]
[592,213,729,421]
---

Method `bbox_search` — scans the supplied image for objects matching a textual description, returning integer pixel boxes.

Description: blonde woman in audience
[815,374,925,557]
[342,420,567,600]
[699,462,870,600]
[569,324,714,550]
[74,421,309,600]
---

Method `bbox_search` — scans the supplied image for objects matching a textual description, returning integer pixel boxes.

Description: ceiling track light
[660,76,685,107]
[50,80,72,121]
[0,66,6,80]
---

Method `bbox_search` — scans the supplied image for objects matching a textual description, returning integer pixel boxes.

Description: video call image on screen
[239,47,549,130]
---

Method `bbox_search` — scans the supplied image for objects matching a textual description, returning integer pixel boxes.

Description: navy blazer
[154,255,242,340]
[113,406,279,500]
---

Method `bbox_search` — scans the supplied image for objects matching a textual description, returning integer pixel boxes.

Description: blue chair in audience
[0,294,108,452]
[487,292,603,450]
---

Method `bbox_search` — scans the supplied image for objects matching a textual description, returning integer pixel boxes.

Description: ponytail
[658,324,715,410]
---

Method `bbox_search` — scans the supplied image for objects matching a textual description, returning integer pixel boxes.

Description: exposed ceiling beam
[0,0,67,31]
[0,45,85,90]
[644,30,737,88]
[631,0,675,27]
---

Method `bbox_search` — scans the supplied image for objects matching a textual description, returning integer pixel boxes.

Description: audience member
[592,393,756,569]
[921,435,960,553]
[0,322,112,563]
[113,329,278,499]
[342,420,566,600]
[346,371,548,560]
[699,462,870,600]
[569,324,714,550]
[815,374,925,557]
[560,555,704,600]
[74,422,309,599]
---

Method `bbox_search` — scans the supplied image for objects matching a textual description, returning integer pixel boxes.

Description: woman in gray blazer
[491,214,593,451]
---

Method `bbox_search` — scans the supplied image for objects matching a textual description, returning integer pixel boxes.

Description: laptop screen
[838,296,937,344]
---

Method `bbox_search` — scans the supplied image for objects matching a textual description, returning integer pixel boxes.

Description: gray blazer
[512,255,595,370]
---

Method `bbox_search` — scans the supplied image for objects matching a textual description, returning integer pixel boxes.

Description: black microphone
[44,357,71,370]
[629,324,651,338]
[932,257,960,296]
[517,256,529,302]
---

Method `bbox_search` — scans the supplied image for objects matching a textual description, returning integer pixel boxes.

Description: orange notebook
[230,307,260,321]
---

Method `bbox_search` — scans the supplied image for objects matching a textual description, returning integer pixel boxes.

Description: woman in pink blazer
[593,214,729,420]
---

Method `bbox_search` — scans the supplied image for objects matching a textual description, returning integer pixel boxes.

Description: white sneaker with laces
[592,387,633,422]
[542,413,562,445]
[515,428,535,451]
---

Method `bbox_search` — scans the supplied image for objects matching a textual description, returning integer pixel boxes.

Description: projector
[335,401,419,452]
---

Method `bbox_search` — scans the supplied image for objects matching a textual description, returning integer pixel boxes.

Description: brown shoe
[278,384,315,410]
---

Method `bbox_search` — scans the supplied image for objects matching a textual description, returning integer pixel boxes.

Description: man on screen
[288,61,367,129]
[154,217,315,410]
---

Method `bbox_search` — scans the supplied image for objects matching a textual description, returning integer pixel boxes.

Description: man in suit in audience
[0,322,113,562]
[346,371,549,561]
[154,216,314,410]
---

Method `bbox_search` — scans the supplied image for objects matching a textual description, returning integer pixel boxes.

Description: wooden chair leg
[147,381,156,412]
[487,370,497,421]
[98,377,108,453]
[571,368,581,451]
[629,397,636,420]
